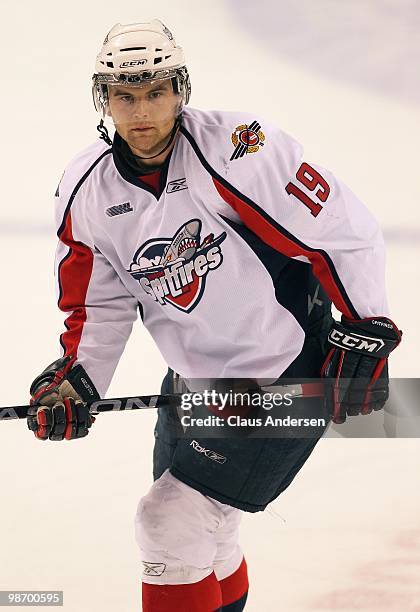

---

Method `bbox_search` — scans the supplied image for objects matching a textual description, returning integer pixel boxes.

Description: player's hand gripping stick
[27,356,100,441]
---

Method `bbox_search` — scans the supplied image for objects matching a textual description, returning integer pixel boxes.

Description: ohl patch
[127,219,227,313]
[230,120,265,160]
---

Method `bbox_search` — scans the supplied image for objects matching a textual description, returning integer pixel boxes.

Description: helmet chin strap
[97,119,113,146]
[96,116,181,161]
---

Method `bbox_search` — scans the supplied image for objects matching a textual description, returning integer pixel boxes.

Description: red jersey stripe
[212,177,355,320]
[57,212,94,359]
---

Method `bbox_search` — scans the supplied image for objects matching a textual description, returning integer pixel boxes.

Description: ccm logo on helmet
[119,59,147,68]
[329,329,385,353]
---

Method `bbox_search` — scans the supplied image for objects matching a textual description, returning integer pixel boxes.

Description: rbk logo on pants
[127,219,227,313]
[190,440,227,464]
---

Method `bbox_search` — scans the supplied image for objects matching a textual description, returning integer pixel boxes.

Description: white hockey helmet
[92,20,191,117]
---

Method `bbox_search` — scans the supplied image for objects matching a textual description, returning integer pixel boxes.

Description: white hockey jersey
[54,108,388,396]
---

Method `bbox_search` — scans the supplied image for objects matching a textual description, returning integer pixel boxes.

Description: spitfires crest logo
[127,219,227,313]
[230,120,265,160]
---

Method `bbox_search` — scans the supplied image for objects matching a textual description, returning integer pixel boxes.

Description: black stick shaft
[0,393,181,421]
[0,383,324,421]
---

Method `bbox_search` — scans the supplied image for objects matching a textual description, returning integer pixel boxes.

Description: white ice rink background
[1,1,419,610]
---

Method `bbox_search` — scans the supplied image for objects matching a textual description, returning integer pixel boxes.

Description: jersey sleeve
[54,172,138,398]
[214,124,389,320]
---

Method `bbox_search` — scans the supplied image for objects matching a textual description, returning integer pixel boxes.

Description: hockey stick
[0,393,179,421]
[0,383,325,422]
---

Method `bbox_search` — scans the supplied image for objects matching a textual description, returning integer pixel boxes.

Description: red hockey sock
[142,571,222,611]
[219,557,249,609]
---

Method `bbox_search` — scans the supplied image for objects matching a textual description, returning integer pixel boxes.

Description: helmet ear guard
[92,82,108,115]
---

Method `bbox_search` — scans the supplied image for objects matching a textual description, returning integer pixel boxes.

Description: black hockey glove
[321,317,402,424]
[28,356,100,441]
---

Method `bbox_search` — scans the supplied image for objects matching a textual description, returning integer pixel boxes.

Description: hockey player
[27,20,401,611]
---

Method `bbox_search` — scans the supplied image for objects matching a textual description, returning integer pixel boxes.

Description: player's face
[107,80,180,158]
